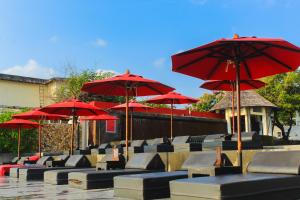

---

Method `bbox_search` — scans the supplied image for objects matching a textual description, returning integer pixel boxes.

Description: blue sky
[0,0,299,98]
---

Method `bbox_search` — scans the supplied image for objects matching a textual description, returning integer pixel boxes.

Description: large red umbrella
[146,91,198,139]
[200,80,266,134]
[0,119,39,158]
[81,70,174,160]
[13,109,68,157]
[111,100,151,142]
[40,99,107,154]
[81,114,119,146]
[172,35,300,166]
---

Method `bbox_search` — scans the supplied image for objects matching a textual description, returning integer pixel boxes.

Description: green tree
[257,70,300,141]
[188,92,223,112]
[0,109,38,154]
[55,69,124,103]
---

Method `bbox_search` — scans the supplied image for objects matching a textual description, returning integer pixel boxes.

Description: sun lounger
[96,153,126,170]
[124,140,146,153]
[18,155,91,181]
[10,156,53,178]
[68,153,165,190]
[105,140,127,154]
[170,151,300,200]
[114,151,240,200]
[1,157,19,165]
[46,155,70,167]
[143,138,173,153]
[91,143,112,154]
[172,135,204,152]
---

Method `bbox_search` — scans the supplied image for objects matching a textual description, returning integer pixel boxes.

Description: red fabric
[13,108,68,120]
[89,101,117,109]
[0,164,23,176]
[111,100,151,112]
[0,119,39,129]
[200,80,266,91]
[106,120,116,133]
[40,99,107,116]
[28,155,39,161]
[172,37,300,80]
[146,91,198,104]
[81,72,174,96]
[81,114,118,121]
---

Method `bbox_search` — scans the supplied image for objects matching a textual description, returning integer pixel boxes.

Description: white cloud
[94,38,107,47]
[0,59,55,79]
[189,0,207,5]
[153,58,166,68]
[49,35,58,43]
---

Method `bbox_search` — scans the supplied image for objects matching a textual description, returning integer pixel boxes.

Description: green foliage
[0,109,38,154]
[55,69,124,103]
[188,92,223,112]
[257,70,300,140]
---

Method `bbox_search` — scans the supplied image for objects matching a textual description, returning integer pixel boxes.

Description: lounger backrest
[131,140,146,147]
[125,153,165,170]
[11,157,19,163]
[116,140,127,148]
[99,143,111,149]
[65,155,91,167]
[181,152,229,170]
[100,154,125,163]
[203,134,225,142]
[247,151,300,175]
[172,136,190,144]
[189,135,207,144]
[17,157,28,164]
[36,156,53,165]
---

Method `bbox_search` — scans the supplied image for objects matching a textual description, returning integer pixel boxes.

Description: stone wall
[41,123,77,152]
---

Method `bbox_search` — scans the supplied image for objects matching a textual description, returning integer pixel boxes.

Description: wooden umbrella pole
[170,102,174,140]
[130,109,133,143]
[231,83,235,135]
[38,120,42,157]
[17,127,21,158]
[71,115,75,155]
[125,89,129,161]
[236,62,242,167]
[93,120,97,146]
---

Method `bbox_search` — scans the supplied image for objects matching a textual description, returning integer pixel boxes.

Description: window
[252,107,262,113]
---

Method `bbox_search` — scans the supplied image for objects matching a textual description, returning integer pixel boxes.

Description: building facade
[0,73,65,110]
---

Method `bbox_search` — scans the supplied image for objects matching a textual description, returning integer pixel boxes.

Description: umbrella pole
[93,120,97,146]
[231,84,235,135]
[71,115,75,155]
[18,126,21,158]
[236,63,242,167]
[38,120,42,157]
[130,109,133,143]
[125,90,129,161]
[171,102,173,140]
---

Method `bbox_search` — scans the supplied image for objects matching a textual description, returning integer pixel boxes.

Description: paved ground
[0,177,127,200]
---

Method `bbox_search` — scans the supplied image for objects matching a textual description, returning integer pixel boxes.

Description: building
[0,73,65,110]
[211,90,277,136]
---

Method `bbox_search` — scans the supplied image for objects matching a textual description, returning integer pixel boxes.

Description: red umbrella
[146,91,198,139]
[0,119,39,158]
[13,109,68,157]
[40,99,107,154]
[81,70,174,160]
[111,100,151,142]
[200,80,266,134]
[172,34,300,166]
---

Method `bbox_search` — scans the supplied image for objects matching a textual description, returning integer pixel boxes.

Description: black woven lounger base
[114,171,188,200]
[68,169,163,190]
[44,168,95,185]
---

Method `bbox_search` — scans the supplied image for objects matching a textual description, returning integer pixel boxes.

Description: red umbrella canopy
[146,91,198,104]
[81,70,175,96]
[172,36,300,80]
[0,119,39,129]
[13,108,68,120]
[81,114,118,121]
[200,80,266,91]
[111,100,151,112]
[40,99,107,116]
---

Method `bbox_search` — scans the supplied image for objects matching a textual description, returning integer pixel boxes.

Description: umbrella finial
[125,69,130,74]
[233,34,239,39]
